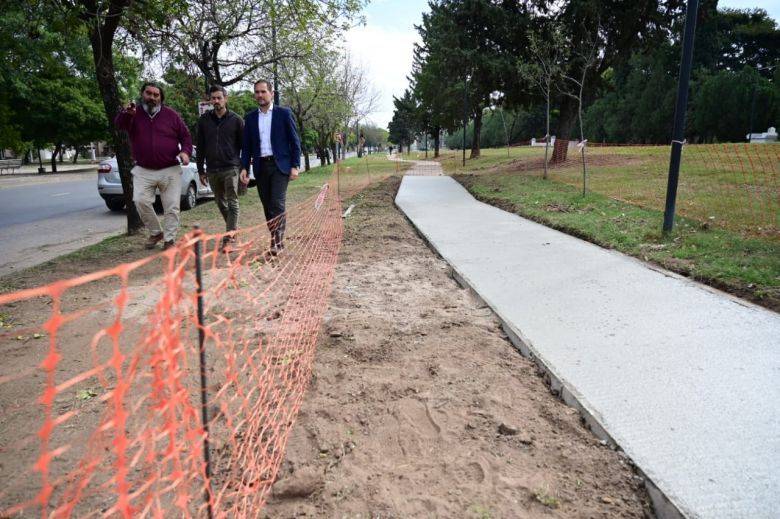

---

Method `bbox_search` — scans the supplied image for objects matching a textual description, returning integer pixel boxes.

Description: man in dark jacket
[115,81,192,249]
[240,79,301,255]
[197,85,244,251]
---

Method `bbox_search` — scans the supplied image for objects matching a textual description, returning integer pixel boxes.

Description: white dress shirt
[258,104,273,157]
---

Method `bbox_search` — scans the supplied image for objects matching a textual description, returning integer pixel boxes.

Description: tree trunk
[72,147,79,163]
[543,85,550,180]
[317,147,325,167]
[89,24,143,234]
[299,119,310,172]
[469,108,482,159]
[553,96,578,164]
[51,143,61,173]
[578,87,587,196]
[433,128,440,158]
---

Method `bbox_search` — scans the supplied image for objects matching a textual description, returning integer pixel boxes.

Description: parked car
[97,151,213,212]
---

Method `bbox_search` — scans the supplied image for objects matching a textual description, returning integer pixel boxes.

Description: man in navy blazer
[240,79,301,254]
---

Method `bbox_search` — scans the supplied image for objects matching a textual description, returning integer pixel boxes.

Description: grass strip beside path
[455,171,779,312]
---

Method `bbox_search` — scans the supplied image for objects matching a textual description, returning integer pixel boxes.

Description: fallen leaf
[77,389,98,400]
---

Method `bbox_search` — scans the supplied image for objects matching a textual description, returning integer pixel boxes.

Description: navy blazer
[240,105,302,175]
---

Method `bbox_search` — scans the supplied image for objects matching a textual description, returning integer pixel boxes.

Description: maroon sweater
[114,105,193,170]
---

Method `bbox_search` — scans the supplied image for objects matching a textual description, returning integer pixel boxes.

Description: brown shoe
[145,233,163,249]
[163,240,175,250]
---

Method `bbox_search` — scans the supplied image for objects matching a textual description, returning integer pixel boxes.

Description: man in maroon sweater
[115,82,193,249]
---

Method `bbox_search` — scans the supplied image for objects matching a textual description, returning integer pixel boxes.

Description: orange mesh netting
[0,180,343,517]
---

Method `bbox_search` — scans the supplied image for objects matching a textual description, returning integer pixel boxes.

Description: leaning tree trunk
[469,108,483,159]
[89,24,143,234]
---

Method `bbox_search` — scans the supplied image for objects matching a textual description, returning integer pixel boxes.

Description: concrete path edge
[393,196,689,519]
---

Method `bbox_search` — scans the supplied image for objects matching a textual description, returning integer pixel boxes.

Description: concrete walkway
[395,166,779,519]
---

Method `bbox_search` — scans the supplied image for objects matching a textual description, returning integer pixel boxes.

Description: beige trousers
[131,165,182,242]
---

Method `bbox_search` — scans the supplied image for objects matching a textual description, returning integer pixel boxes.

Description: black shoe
[270,240,284,256]
[145,233,163,249]
[220,235,234,253]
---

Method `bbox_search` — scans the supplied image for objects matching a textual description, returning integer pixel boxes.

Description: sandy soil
[0,174,653,518]
[263,177,652,518]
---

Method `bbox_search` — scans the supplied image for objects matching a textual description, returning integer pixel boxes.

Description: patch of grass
[467,503,494,518]
[533,488,560,509]
[456,171,780,311]
[439,145,779,237]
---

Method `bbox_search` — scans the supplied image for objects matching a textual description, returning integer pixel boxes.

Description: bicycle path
[395,166,779,519]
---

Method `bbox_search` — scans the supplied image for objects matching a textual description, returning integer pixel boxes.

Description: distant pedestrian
[115,81,192,250]
[240,80,301,256]
[197,85,244,252]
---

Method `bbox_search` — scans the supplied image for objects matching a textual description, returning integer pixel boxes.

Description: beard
[142,101,161,115]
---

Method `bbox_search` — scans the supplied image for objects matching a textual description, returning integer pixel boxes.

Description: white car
[97,152,213,212]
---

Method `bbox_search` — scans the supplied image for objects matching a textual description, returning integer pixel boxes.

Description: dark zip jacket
[196,109,244,175]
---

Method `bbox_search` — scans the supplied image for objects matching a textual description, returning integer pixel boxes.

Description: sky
[345,0,780,129]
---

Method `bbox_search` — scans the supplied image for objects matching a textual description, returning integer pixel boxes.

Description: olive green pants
[208,167,240,232]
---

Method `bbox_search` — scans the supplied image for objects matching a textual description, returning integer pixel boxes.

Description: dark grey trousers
[255,159,289,247]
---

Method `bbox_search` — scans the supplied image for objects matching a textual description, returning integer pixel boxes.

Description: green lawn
[447,147,779,311]
[438,144,779,237]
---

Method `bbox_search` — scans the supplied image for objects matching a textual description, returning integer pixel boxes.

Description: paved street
[0,155,355,277]
[0,174,126,277]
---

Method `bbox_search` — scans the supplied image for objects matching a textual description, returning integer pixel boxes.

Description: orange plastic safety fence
[0,180,343,517]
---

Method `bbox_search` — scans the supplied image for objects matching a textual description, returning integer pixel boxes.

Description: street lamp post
[271,2,280,105]
[662,0,699,234]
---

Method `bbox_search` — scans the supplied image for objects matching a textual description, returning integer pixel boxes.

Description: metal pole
[271,3,280,105]
[663,0,699,234]
[462,76,467,167]
[193,226,214,519]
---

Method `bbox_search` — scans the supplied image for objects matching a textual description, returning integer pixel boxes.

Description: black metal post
[271,3,280,105]
[193,226,214,519]
[462,76,467,167]
[663,0,699,234]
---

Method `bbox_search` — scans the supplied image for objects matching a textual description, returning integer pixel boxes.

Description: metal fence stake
[193,225,214,519]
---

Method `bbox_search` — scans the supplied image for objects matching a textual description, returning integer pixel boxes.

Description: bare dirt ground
[0,174,652,518]
[264,177,652,518]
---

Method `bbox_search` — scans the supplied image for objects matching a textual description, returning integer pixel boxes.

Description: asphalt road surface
[0,174,126,277]
[0,154,359,278]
